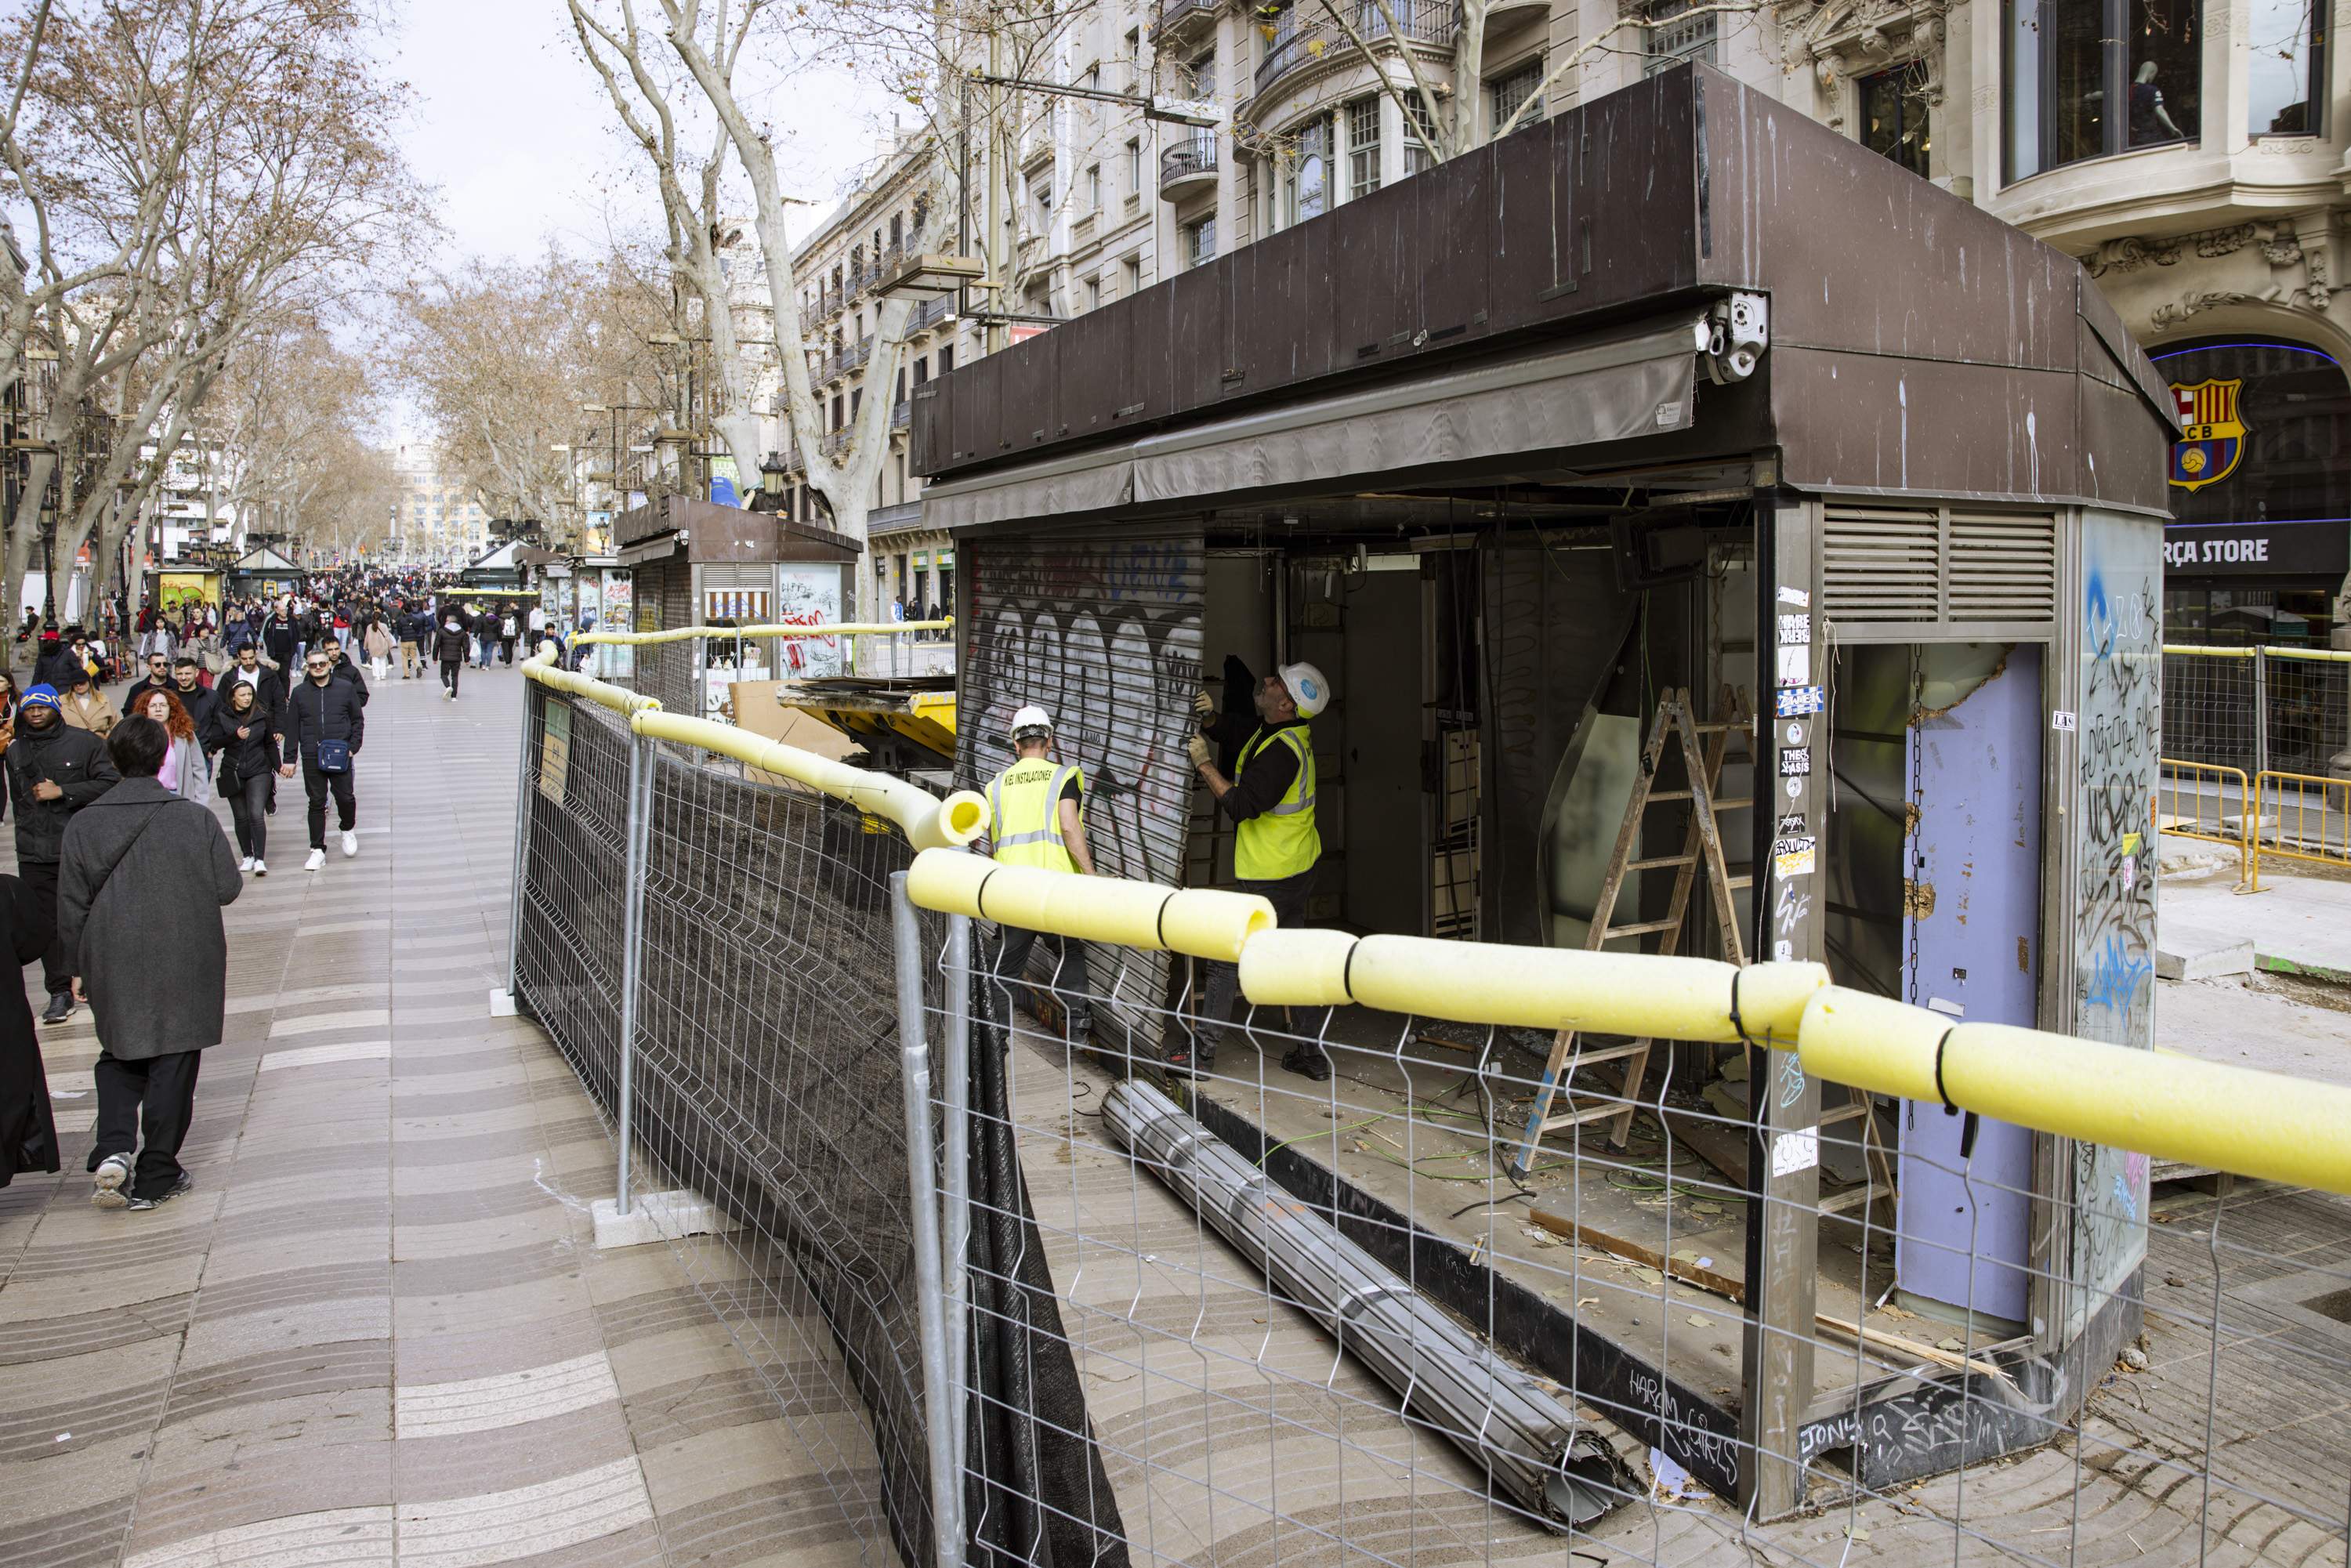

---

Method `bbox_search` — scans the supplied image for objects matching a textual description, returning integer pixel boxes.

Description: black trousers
[1197,867,1327,1056]
[226,769,270,860]
[303,758,357,849]
[992,927,1093,1037]
[17,858,71,998]
[88,1048,201,1198]
[440,657,461,696]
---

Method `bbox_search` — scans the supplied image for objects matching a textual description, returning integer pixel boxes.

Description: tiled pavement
[0,666,857,1568]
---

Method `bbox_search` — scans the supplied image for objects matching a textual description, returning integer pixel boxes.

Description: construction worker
[984,705,1096,1041]
[1171,661,1331,1081]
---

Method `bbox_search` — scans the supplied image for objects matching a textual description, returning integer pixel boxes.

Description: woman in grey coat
[57,715,242,1210]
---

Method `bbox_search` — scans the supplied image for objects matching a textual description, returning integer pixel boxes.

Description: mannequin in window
[2131,61,2186,144]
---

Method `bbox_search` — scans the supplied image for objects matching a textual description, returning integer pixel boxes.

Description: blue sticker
[1775,684,1826,717]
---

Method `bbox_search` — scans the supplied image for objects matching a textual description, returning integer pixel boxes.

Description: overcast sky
[382,2,903,440]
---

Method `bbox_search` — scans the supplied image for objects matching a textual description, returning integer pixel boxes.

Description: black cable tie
[1728,968,1752,1047]
[1933,1024,1959,1114]
[1154,889,1172,950]
[1341,937,1360,1005]
[1959,1110,1982,1160]
[973,865,998,925]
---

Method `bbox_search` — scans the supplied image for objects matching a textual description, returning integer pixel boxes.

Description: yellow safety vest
[1234,723,1317,882]
[988,756,1085,874]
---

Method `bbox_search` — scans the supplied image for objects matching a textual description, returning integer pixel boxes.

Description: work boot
[1282,1045,1334,1083]
[1164,1040,1214,1079]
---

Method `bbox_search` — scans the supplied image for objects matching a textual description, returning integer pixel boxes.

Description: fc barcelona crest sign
[2169,378,2247,492]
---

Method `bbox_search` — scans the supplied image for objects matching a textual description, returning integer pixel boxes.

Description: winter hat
[20,684,60,712]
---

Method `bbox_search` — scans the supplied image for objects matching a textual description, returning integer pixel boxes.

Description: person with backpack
[433,609,472,699]
[498,610,519,665]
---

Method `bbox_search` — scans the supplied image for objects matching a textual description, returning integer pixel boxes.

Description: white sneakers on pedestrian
[238,856,255,873]
[304,848,326,871]
[252,859,267,876]
[91,1153,132,1210]
[341,831,358,859]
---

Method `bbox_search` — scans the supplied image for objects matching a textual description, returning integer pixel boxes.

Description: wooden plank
[1527,1207,1749,1303]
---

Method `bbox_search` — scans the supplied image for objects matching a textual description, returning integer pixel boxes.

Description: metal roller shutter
[957,527,1207,1045]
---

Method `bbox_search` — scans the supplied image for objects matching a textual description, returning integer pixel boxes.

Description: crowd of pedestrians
[0,563,548,1211]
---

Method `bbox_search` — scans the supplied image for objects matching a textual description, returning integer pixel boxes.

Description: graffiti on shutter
[958,529,1207,1045]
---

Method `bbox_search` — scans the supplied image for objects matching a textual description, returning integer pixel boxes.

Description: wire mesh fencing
[936,935,2351,1568]
[2164,644,2351,779]
[512,667,2351,1568]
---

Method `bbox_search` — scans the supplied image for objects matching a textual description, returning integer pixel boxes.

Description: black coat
[431,621,472,662]
[5,719,120,864]
[277,674,365,759]
[203,694,280,788]
[0,873,57,1186]
[58,778,241,1060]
[118,673,173,715]
[329,658,370,708]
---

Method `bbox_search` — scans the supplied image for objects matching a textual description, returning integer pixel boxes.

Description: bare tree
[2,0,415,636]
[1300,0,1773,166]
[568,0,768,484]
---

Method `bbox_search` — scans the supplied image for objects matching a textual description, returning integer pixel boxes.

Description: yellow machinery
[773,676,960,778]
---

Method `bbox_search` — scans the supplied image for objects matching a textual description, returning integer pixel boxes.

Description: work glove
[1186,733,1212,771]
[1193,690,1215,719]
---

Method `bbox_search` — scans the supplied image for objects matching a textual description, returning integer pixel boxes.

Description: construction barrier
[511,651,2351,1567]
[2157,756,2252,885]
[2252,766,2351,889]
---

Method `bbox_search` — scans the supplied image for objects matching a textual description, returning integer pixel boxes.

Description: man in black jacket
[5,685,121,1023]
[36,631,93,694]
[275,650,365,871]
[168,657,218,738]
[315,634,370,707]
[118,650,174,715]
[430,608,471,700]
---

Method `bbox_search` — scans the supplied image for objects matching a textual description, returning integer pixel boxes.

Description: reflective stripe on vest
[988,757,1085,873]
[1234,723,1318,882]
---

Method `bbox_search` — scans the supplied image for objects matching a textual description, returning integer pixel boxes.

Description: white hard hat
[1277,661,1331,718]
[1010,704,1054,737]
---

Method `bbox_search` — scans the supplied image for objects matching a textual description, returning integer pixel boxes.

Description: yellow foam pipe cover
[1798,987,2351,1195]
[630,710,987,850]
[1241,931,1829,1040]
[904,851,1276,963]
[576,620,952,647]
[522,646,658,715]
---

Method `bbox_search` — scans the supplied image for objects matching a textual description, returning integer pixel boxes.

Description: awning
[921,311,1707,533]
[618,532,683,568]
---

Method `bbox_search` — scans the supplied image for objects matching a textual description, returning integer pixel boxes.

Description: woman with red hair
[134,689,208,802]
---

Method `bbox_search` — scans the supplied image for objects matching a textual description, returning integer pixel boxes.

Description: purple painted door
[1898,645,2041,1324]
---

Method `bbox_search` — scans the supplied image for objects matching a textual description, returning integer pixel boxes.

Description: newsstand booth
[912,66,2177,1516]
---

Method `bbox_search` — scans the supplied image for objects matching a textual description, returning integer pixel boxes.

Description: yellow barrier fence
[2252,767,2351,889]
[2157,757,2251,886]
[574,619,953,646]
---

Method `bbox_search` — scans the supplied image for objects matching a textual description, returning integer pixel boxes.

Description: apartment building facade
[760,0,2343,645]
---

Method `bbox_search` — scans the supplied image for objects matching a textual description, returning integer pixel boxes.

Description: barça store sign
[2156,339,2351,585]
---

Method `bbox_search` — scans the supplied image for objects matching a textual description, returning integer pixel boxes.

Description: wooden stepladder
[1507,686,1895,1210]
[1511,688,1751,1176]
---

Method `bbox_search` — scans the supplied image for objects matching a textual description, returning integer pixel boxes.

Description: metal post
[940,913,974,1486]
[2253,646,2269,781]
[505,682,538,1006]
[892,872,965,1568]
[614,728,655,1216]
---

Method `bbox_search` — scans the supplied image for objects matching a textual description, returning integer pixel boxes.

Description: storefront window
[2128,0,2201,148]
[2247,0,2324,135]
[2006,0,2200,180]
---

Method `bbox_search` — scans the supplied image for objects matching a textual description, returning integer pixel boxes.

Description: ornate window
[2005,0,2200,181]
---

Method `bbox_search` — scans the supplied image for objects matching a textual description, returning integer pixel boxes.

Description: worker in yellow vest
[1170,661,1331,1081]
[984,705,1096,1039]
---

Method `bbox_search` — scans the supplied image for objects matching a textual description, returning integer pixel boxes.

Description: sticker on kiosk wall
[1775,684,1826,718]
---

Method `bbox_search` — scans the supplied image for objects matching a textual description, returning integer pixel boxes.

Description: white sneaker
[252,859,267,876]
[304,848,325,871]
[238,856,255,873]
[341,831,358,859]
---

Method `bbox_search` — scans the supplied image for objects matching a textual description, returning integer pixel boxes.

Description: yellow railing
[2251,769,2351,889]
[2157,758,2251,887]
[522,639,990,852]
[573,619,953,647]
[520,640,2351,1197]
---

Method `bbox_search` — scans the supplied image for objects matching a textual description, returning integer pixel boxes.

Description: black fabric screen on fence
[514,684,1126,1568]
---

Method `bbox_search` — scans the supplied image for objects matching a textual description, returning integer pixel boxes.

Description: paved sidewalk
[0,668,842,1568]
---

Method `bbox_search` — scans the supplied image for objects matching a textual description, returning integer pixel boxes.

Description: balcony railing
[891,399,911,430]
[1253,0,1455,99]
[1154,0,1217,34]
[1159,138,1219,195]
[911,295,954,333]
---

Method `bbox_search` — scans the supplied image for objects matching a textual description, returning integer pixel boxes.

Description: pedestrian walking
[433,610,470,699]
[61,715,242,1211]
[498,610,518,665]
[205,679,277,875]
[134,690,210,802]
[169,656,218,737]
[5,685,120,1024]
[58,668,120,737]
[364,617,393,681]
[0,871,56,1190]
[276,647,364,871]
